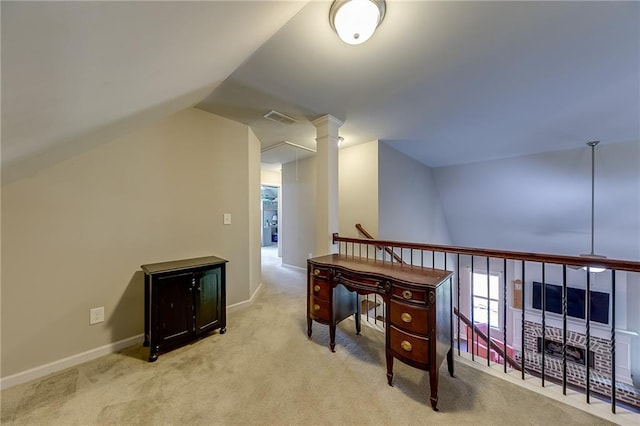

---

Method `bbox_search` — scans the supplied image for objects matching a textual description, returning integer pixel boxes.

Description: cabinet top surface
[141,255,228,275]
[308,254,452,287]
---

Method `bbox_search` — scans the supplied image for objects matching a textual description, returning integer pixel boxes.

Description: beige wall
[1,108,260,377]
[280,141,450,266]
[248,129,261,296]
[339,141,379,238]
[260,169,281,187]
[280,141,379,267]
[281,157,316,268]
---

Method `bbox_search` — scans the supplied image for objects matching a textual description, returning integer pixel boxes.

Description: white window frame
[470,270,503,332]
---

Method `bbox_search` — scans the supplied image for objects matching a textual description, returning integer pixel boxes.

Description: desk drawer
[336,271,382,292]
[389,299,429,335]
[310,297,331,322]
[391,286,427,304]
[310,266,329,280]
[390,326,430,365]
[311,277,330,299]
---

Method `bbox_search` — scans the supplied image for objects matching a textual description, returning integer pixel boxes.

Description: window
[472,272,500,328]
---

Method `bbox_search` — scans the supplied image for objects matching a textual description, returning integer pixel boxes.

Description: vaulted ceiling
[2,1,639,259]
[1,1,307,179]
[198,1,639,168]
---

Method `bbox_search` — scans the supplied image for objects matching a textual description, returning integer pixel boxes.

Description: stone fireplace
[536,337,594,368]
[522,320,639,409]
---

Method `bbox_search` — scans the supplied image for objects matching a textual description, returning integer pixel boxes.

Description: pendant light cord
[587,141,599,256]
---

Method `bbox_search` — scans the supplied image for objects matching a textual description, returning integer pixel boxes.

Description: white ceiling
[2,1,639,259]
[198,1,639,167]
[3,1,638,172]
[1,1,306,178]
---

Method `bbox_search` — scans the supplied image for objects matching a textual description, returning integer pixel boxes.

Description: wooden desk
[307,254,453,411]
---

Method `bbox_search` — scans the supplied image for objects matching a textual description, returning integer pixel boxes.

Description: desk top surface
[308,254,452,287]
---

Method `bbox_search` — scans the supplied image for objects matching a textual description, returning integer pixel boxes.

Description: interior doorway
[260,185,279,248]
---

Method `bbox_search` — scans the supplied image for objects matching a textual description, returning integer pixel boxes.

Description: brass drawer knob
[401,312,412,323]
[402,290,413,300]
[313,304,320,311]
[401,340,413,352]
[313,269,320,276]
[314,284,321,292]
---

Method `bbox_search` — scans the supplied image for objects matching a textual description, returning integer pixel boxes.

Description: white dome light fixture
[329,0,386,45]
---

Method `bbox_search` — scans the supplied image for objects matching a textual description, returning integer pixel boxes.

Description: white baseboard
[1,287,266,391]
[0,334,144,390]
[281,263,306,272]
[227,282,264,312]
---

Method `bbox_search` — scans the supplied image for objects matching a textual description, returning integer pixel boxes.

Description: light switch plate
[223,213,232,225]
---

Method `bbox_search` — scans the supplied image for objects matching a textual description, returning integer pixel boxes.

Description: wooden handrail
[354,224,405,264]
[454,307,521,371]
[333,231,639,412]
[333,233,640,273]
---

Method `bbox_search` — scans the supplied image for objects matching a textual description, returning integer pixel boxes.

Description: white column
[312,114,343,256]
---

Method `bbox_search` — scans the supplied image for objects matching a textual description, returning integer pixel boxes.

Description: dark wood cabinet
[194,268,224,333]
[142,256,227,362]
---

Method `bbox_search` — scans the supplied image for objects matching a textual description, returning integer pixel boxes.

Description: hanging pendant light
[329,0,386,45]
[580,141,607,273]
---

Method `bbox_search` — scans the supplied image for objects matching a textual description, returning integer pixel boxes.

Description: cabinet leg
[447,347,455,377]
[307,317,312,339]
[220,327,227,334]
[148,348,159,363]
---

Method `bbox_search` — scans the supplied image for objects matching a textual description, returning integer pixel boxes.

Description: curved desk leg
[386,353,394,386]
[429,370,440,411]
[329,323,336,352]
[307,317,313,339]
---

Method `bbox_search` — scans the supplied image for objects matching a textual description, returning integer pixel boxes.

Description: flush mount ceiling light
[329,0,386,45]
[580,141,607,273]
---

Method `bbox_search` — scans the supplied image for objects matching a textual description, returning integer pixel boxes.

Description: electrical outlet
[90,307,105,325]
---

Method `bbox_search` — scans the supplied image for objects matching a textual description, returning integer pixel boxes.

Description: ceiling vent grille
[263,110,297,125]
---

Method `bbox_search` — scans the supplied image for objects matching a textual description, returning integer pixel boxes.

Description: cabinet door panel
[195,268,221,333]
[157,272,193,343]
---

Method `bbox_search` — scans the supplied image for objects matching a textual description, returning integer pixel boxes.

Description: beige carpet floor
[0,247,622,425]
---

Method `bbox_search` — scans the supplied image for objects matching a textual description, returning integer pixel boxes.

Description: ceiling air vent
[263,110,296,125]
